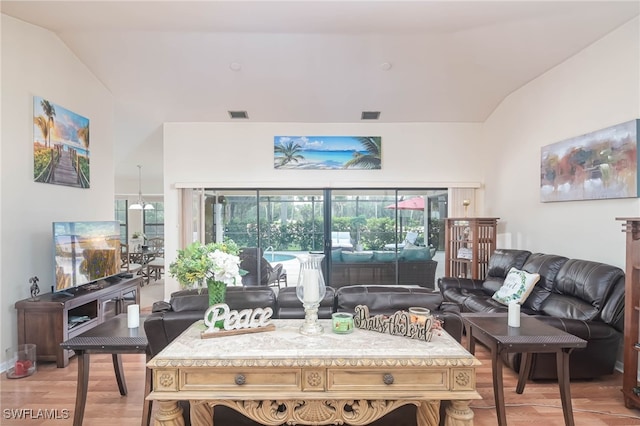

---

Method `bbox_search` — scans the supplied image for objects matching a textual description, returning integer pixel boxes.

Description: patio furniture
[383,230,419,251]
[239,247,286,287]
[331,231,353,250]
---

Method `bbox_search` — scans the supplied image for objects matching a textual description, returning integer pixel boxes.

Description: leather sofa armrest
[144,312,169,357]
[152,300,172,313]
[432,311,463,343]
[438,277,484,293]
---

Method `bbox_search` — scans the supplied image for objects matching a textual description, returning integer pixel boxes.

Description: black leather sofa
[145,284,465,426]
[146,285,463,359]
[439,249,625,380]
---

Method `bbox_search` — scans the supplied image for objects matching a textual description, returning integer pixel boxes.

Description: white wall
[1,16,115,358]
[163,122,484,295]
[483,17,640,268]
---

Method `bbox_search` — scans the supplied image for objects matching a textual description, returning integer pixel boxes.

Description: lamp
[129,165,154,210]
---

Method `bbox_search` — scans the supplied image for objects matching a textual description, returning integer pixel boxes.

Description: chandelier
[129,164,154,210]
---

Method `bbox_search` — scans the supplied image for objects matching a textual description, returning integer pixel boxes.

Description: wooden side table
[61,314,151,426]
[462,313,586,426]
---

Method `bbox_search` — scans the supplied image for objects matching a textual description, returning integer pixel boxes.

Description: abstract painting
[274,136,381,170]
[33,96,90,188]
[540,120,638,202]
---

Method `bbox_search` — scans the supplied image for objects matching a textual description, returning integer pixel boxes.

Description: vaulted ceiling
[3,1,638,183]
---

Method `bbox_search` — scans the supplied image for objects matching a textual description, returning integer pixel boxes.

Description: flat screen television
[53,221,121,293]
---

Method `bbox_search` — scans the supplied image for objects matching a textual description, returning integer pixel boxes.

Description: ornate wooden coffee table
[462,313,587,426]
[147,319,481,425]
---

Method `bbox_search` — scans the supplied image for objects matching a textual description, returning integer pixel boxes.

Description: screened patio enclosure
[189,188,448,289]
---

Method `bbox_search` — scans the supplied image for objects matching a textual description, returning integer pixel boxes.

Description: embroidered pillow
[492,267,540,305]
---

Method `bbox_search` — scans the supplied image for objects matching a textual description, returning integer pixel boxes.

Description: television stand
[15,275,142,368]
[105,275,122,284]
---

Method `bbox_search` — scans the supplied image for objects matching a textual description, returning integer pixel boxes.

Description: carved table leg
[190,401,214,426]
[444,400,474,426]
[154,400,184,426]
[416,400,441,426]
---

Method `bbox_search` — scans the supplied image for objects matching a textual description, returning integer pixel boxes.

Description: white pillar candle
[303,269,320,303]
[127,304,140,328]
[508,303,520,327]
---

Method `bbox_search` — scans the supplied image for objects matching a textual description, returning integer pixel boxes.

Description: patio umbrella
[384,196,425,211]
[385,196,427,243]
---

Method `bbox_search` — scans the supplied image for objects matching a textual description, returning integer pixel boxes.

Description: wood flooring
[1,338,640,426]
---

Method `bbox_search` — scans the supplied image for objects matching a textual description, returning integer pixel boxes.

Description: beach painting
[33,96,90,188]
[540,120,639,202]
[274,136,381,170]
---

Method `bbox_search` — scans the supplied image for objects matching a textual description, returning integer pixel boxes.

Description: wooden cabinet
[15,276,141,367]
[617,217,640,409]
[444,217,498,280]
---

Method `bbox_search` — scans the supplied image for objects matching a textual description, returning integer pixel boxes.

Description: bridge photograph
[33,96,90,189]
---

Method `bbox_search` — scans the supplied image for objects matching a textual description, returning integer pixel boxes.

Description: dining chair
[120,243,143,273]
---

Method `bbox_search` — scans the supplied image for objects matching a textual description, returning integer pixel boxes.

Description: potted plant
[168,240,244,306]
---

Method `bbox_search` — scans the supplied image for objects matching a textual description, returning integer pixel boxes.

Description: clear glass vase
[296,254,326,335]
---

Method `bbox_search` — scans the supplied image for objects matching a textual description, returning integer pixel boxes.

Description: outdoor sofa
[328,246,437,289]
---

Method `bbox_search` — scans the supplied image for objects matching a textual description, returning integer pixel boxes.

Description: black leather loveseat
[145,284,465,426]
[439,249,625,380]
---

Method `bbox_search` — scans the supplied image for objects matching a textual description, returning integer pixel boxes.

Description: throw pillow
[331,248,343,263]
[491,267,540,305]
[342,252,373,263]
[373,251,397,262]
[399,245,431,261]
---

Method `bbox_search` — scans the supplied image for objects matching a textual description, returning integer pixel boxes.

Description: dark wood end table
[462,313,586,426]
[61,314,151,426]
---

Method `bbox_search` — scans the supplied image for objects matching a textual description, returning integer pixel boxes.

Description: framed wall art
[33,96,90,188]
[540,120,638,202]
[274,136,381,170]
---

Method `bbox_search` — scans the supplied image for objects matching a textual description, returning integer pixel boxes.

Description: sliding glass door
[192,187,447,288]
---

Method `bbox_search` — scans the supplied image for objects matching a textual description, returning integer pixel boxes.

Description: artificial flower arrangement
[168,240,244,305]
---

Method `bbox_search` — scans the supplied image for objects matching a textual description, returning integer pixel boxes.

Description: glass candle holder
[332,312,354,334]
[409,307,431,325]
[296,254,326,335]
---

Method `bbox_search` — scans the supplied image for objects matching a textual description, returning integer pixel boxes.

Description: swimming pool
[264,253,297,263]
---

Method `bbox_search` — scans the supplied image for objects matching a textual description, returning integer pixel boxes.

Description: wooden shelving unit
[617,217,640,409]
[444,217,498,279]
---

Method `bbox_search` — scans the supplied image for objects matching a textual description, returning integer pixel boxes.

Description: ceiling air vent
[361,111,380,120]
[228,111,249,119]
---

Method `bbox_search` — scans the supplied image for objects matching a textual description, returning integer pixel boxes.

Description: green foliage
[78,156,90,182]
[33,147,56,180]
[169,240,240,287]
[286,219,324,251]
[359,218,395,250]
[429,218,443,250]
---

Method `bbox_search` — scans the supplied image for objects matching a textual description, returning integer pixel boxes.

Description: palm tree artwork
[40,99,56,148]
[274,141,305,167]
[33,116,49,145]
[77,125,90,150]
[273,136,382,170]
[32,96,90,188]
[344,137,381,169]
